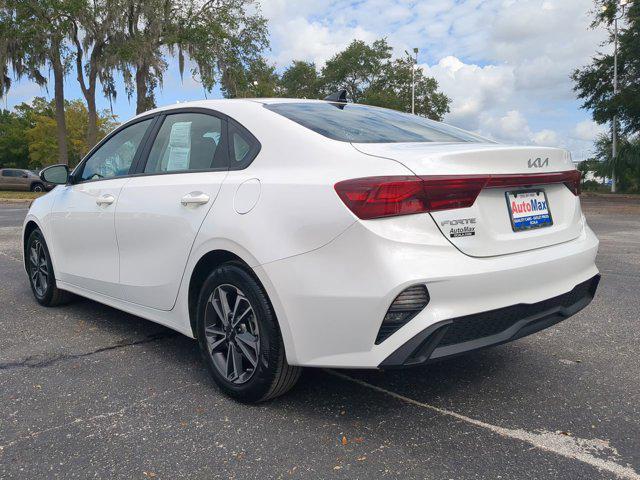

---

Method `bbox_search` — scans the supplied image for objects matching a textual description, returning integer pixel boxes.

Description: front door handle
[96,194,115,206]
[181,191,210,207]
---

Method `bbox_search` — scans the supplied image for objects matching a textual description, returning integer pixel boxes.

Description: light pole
[412,47,418,115]
[603,0,631,193]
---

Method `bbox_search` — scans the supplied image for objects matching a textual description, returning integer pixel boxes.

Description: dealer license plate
[505,190,553,232]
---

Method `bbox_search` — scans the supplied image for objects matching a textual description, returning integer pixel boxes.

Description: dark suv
[0,168,55,192]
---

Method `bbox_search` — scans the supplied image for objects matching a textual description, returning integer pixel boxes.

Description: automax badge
[441,218,477,238]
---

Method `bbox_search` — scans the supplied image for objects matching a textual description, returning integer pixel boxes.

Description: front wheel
[30,183,45,192]
[26,229,73,306]
[196,262,301,402]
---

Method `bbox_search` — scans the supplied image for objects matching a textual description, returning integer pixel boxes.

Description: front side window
[79,119,152,182]
[265,102,488,144]
[144,113,227,174]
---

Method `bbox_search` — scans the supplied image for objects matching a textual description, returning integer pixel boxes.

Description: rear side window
[144,113,227,173]
[265,102,487,143]
[228,120,260,170]
[2,169,20,177]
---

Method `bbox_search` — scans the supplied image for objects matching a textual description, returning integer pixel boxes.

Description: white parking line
[327,370,640,480]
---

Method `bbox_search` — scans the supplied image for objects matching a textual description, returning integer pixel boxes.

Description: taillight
[333,176,426,220]
[334,175,486,220]
[484,171,582,196]
[335,171,581,220]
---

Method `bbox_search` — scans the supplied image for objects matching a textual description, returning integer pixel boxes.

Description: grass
[0,190,46,200]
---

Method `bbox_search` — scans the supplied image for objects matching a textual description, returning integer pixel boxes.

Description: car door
[0,170,10,190]
[1,169,18,190]
[50,117,155,297]
[17,170,31,190]
[115,110,230,310]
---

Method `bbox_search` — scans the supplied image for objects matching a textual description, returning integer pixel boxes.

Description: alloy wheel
[204,284,260,384]
[29,239,49,297]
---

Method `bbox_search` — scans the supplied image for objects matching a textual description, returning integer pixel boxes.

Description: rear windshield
[265,102,486,143]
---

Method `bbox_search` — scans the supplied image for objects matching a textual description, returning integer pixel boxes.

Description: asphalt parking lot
[0,195,639,479]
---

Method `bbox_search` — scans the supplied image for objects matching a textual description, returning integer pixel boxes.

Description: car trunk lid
[351,142,583,257]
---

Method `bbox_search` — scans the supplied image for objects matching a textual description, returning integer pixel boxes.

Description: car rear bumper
[380,274,600,367]
[257,214,600,368]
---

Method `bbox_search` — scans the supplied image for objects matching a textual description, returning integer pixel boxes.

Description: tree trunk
[72,24,100,150]
[51,52,69,165]
[86,91,98,149]
[135,62,155,114]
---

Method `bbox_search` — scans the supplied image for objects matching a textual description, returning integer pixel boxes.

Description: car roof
[135,98,332,119]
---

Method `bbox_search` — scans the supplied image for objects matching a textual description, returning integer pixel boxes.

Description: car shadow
[43,293,554,426]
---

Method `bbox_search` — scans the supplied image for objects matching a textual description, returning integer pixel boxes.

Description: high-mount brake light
[334,171,581,220]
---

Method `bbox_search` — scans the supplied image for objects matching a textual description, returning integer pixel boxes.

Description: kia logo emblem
[528,157,549,168]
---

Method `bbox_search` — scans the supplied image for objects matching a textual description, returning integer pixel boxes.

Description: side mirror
[22,173,28,178]
[40,164,70,185]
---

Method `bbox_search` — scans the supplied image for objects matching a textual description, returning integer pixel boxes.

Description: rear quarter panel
[192,102,415,265]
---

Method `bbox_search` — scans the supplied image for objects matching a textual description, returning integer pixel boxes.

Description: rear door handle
[96,194,115,206]
[181,191,210,207]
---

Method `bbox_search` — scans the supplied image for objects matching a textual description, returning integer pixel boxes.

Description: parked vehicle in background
[0,168,54,192]
[22,98,600,403]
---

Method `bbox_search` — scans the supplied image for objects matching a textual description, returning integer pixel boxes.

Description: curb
[0,199,34,206]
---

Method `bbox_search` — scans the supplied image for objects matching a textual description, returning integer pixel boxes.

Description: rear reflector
[376,285,430,344]
[335,171,581,220]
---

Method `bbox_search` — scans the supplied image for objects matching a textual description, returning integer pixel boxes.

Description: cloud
[257,0,607,160]
[268,17,376,67]
[422,56,515,131]
[2,0,608,162]
[532,129,560,146]
[480,110,533,143]
[573,120,607,142]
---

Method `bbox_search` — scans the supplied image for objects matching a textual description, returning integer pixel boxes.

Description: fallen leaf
[341,436,347,445]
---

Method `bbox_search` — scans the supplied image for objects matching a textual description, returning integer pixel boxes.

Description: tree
[70,0,121,148]
[0,109,30,168]
[117,0,269,114]
[14,97,117,169]
[0,0,81,165]
[279,61,321,99]
[115,0,168,114]
[319,39,450,119]
[221,56,278,98]
[364,53,450,121]
[179,0,269,96]
[588,133,640,193]
[573,1,639,136]
[321,39,392,103]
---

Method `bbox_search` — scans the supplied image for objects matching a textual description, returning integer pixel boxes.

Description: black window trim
[70,107,262,185]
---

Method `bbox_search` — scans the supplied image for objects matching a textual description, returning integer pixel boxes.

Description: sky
[0,0,611,161]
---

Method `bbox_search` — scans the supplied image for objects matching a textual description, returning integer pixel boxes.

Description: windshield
[265,102,488,144]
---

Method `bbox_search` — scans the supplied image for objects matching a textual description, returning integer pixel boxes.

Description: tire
[31,183,45,192]
[196,262,301,402]
[26,229,73,306]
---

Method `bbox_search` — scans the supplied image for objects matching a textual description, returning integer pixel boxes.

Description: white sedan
[24,98,600,402]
